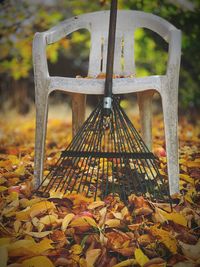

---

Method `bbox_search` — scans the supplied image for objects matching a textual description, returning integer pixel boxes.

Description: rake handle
[103,0,118,115]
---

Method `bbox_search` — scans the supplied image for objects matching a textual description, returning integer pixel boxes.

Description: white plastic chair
[33,10,181,195]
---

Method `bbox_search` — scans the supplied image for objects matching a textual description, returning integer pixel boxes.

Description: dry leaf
[112,258,136,267]
[85,248,101,267]
[111,211,123,220]
[135,207,153,216]
[24,231,52,238]
[105,219,121,228]
[115,246,135,257]
[14,220,22,233]
[0,238,11,247]
[61,213,75,231]
[16,201,55,221]
[88,200,105,209]
[70,216,98,228]
[180,174,195,185]
[135,248,149,267]
[179,239,200,261]
[153,208,187,227]
[39,214,58,226]
[0,186,8,192]
[70,244,82,255]
[0,246,8,267]
[149,226,177,254]
[22,256,54,267]
[144,258,166,267]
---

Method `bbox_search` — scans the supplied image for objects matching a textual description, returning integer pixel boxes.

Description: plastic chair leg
[137,91,154,150]
[71,94,86,137]
[162,91,179,195]
[34,95,48,188]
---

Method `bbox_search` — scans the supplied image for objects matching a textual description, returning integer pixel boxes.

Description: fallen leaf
[112,258,136,267]
[153,208,187,227]
[180,174,195,185]
[22,256,54,267]
[149,226,177,254]
[135,248,149,267]
[135,207,153,216]
[24,231,52,238]
[85,248,101,267]
[14,165,25,176]
[70,244,82,255]
[16,201,55,221]
[87,200,105,209]
[70,216,98,228]
[179,239,200,261]
[0,186,8,192]
[14,220,21,233]
[0,246,8,267]
[144,258,166,267]
[105,219,121,228]
[0,238,11,247]
[61,213,75,231]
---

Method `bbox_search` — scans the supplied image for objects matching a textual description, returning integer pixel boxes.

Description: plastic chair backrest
[44,10,180,78]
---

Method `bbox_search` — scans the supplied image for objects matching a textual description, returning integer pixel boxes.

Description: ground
[0,107,199,267]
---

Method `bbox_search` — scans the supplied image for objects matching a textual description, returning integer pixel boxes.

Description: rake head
[36,96,170,203]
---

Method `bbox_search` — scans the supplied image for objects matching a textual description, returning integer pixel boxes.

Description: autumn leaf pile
[0,111,199,267]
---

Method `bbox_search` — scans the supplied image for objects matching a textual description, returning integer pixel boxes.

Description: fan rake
[35,0,170,203]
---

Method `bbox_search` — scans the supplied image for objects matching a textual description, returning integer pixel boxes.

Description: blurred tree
[0,0,199,112]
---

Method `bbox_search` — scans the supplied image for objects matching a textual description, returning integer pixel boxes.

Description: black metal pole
[103,0,118,116]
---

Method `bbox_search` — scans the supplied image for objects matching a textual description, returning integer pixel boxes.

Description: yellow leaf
[22,256,54,267]
[105,219,121,228]
[154,208,187,227]
[179,174,194,185]
[85,248,101,267]
[0,238,11,247]
[20,198,41,208]
[0,177,7,185]
[8,238,53,257]
[111,212,123,220]
[14,220,22,233]
[39,214,58,226]
[0,186,8,192]
[16,201,55,221]
[71,244,82,255]
[14,165,25,176]
[168,212,187,227]
[61,213,75,231]
[8,155,20,165]
[186,161,200,168]
[0,246,8,267]
[113,258,136,267]
[24,231,52,238]
[16,207,31,221]
[8,240,35,257]
[184,194,194,204]
[28,238,53,254]
[150,226,177,254]
[134,248,149,267]
[70,216,97,228]
[88,200,105,209]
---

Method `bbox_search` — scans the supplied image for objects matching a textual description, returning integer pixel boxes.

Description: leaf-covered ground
[0,110,199,267]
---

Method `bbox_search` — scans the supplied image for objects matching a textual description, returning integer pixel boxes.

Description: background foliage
[0,0,199,111]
